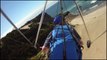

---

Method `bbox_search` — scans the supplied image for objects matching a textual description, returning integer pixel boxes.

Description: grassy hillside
[0,13,54,60]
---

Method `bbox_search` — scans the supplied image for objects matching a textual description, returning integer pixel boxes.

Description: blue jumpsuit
[49,25,82,60]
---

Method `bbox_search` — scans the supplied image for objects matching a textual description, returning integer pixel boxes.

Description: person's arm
[43,32,52,47]
[41,32,52,52]
[72,28,81,40]
[69,26,83,48]
[42,26,57,48]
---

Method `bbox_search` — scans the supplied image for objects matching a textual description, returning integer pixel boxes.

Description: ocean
[46,0,104,17]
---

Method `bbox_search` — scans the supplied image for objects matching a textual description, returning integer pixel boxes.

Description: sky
[1,1,57,38]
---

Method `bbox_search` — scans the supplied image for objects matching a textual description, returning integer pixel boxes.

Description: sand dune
[69,5,106,59]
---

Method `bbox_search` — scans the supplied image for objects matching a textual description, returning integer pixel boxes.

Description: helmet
[53,15,62,24]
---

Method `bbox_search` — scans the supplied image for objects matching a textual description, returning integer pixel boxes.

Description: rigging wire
[74,1,91,44]
[63,1,84,49]
[91,30,107,44]
[1,9,35,48]
[63,1,91,48]
[34,0,47,48]
[64,1,106,47]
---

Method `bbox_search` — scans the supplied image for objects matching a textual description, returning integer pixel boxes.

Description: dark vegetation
[0,13,54,60]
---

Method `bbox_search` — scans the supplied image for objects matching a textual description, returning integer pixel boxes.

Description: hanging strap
[60,0,67,59]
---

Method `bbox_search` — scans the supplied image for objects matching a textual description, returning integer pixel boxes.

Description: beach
[69,4,106,59]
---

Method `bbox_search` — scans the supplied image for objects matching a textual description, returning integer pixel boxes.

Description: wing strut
[34,0,48,48]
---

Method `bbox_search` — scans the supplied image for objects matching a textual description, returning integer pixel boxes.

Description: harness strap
[65,23,83,49]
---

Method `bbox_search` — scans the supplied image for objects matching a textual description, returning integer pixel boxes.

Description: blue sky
[1,1,57,38]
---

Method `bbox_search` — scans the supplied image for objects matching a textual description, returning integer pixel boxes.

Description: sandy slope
[69,5,106,59]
